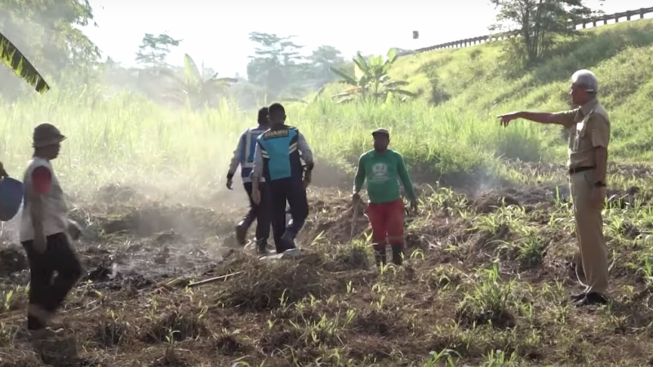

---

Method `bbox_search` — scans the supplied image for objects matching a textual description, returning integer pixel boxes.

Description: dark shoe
[235,223,247,245]
[373,245,386,267]
[256,240,268,255]
[27,314,46,331]
[281,248,301,259]
[570,292,586,302]
[27,304,50,331]
[30,327,64,341]
[575,292,608,307]
[391,245,404,265]
[280,231,296,251]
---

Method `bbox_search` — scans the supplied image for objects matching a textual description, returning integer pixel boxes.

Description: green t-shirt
[353,149,416,204]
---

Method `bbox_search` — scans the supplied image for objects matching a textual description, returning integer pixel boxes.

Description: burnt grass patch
[149,348,196,367]
[3,172,653,366]
[215,252,338,311]
[0,246,27,277]
[142,309,208,343]
[213,334,253,356]
[353,308,409,337]
[92,319,131,348]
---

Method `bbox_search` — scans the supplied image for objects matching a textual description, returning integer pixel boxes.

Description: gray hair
[571,69,598,94]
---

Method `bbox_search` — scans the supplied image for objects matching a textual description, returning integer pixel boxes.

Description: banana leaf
[0,31,50,94]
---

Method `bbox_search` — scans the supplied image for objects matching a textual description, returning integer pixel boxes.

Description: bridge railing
[401,7,653,56]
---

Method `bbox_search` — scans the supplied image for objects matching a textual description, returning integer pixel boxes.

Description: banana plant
[164,53,237,109]
[0,31,49,93]
[329,48,416,104]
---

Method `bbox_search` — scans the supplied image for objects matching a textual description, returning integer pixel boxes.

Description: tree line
[1,0,607,109]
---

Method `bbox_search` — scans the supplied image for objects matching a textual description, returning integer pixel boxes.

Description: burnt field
[0,168,653,366]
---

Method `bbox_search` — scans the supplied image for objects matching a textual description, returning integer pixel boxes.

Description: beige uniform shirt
[551,98,610,170]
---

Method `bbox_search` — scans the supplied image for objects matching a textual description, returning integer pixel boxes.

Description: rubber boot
[235,222,247,246]
[373,245,386,267]
[391,244,404,266]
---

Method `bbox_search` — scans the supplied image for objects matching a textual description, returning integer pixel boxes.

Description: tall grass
[1,18,653,196]
[0,88,550,196]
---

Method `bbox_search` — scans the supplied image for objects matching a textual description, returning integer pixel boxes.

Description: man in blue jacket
[251,103,313,255]
[226,107,271,254]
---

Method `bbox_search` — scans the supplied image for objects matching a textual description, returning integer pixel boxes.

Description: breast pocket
[573,115,591,151]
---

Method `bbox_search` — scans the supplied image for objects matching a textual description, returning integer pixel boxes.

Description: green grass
[2,18,653,195]
[391,18,653,164]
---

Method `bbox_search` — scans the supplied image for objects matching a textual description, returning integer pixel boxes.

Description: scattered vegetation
[1,179,652,366]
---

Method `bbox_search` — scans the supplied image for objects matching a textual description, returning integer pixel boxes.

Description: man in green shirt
[353,128,418,266]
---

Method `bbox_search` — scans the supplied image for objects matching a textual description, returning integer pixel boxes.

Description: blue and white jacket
[228,125,268,183]
[252,125,313,182]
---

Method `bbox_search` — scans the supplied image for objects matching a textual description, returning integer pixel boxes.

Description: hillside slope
[390,19,653,163]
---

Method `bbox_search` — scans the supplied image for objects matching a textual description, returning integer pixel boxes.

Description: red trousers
[366,199,405,248]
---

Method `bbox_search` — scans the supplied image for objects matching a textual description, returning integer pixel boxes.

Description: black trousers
[21,232,83,330]
[269,176,309,252]
[241,182,271,243]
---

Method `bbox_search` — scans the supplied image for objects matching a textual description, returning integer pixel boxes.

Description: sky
[81,0,648,78]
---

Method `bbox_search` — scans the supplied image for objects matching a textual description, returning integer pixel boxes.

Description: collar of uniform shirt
[579,98,598,116]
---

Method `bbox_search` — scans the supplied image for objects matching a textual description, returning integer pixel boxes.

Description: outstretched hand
[226,177,233,190]
[497,112,521,127]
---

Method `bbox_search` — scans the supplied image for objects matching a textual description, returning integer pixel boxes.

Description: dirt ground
[0,167,652,366]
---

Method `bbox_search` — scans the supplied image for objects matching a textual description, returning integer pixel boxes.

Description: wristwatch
[594,181,606,187]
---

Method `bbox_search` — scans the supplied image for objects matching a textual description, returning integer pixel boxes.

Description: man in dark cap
[227,107,272,253]
[19,123,83,337]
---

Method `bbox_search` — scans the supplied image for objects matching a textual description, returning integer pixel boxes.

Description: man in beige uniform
[498,69,609,307]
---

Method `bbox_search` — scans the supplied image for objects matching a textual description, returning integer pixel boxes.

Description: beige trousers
[570,171,609,294]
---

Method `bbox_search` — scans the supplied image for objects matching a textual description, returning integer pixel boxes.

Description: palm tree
[329,48,416,104]
[0,31,49,94]
[164,54,237,109]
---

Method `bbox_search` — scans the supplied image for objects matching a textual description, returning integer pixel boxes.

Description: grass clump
[215,254,334,311]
